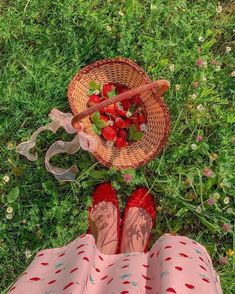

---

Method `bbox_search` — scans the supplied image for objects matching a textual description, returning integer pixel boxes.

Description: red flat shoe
[119,187,156,253]
[88,182,121,254]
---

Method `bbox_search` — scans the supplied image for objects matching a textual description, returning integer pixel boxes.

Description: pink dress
[9,233,222,294]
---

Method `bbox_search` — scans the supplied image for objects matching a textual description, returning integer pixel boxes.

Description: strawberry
[115,102,127,117]
[114,83,129,94]
[118,129,127,139]
[122,99,131,111]
[135,122,141,131]
[104,104,117,117]
[100,114,109,122]
[102,126,117,141]
[124,118,132,128]
[129,114,138,124]
[89,94,100,104]
[115,118,126,129]
[115,137,128,148]
[116,108,126,117]
[137,113,146,124]
[131,95,142,106]
[111,123,118,131]
[102,83,114,97]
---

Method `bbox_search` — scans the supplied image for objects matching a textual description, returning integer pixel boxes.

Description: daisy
[169,64,175,72]
[190,93,197,100]
[223,197,230,204]
[216,5,222,13]
[25,249,32,259]
[198,36,204,42]
[197,104,205,112]
[175,84,181,91]
[3,175,10,183]
[6,207,13,214]
[191,144,197,150]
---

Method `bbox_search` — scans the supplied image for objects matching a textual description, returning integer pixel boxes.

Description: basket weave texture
[68,58,171,169]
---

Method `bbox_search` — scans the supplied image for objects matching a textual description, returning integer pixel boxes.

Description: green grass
[0,0,234,292]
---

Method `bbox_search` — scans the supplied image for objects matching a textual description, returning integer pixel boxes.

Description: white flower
[119,10,124,16]
[7,142,14,150]
[6,213,13,220]
[202,76,207,82]
[196,104,205,112]
[3,175,10,183]
[106,25,112,32]
[191,143,197,150]
[175,84,181,91]
[231,71,235,77]
[224,197,230,204]
[196,206,202,213]
[216,5,223,13]
[213,192,220,200]
[226,46,231,53]
[198,36,204,42]
[126,111,132,117]
[190,94,197,100]
[7,207,13,214]
[140,124,147,132]
[25,249,32,259]
[227,208,233,214]
[169,64,175,72]
[215,65,221,71]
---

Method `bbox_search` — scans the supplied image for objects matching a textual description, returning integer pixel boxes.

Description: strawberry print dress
[9,233,222,294]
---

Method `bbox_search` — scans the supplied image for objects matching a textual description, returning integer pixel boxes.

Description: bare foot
[120,207,152,253]
[90,201,118,255]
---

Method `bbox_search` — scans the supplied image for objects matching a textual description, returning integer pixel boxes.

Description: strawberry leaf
[88,89,96,95]
[91,112,100,123]
[128,124,136,141]
[89,80,101,91]
[107,87,117,98]
[128,124,144,141]
[133,131,144,141]
[91,112,106,128]
[128,104,135,114]
[92,124,101,135]
[95,119,106,129]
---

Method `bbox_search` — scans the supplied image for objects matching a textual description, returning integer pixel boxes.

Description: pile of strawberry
[88,81,147,148]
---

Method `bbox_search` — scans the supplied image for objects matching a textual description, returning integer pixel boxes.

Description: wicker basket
[68,58,171,169]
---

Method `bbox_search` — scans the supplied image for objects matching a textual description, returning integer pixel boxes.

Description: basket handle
[71,80,170,129]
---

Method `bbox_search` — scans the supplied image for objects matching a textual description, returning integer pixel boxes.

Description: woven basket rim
[67,57,171,169]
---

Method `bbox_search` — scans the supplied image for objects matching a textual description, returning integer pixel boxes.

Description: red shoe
[88,183,121,254]
[119,187,156,253]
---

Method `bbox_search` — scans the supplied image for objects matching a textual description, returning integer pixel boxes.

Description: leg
[89,183,120,255]
[119,187,156,253]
